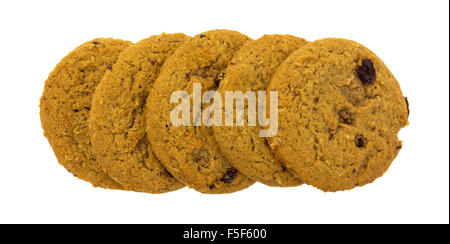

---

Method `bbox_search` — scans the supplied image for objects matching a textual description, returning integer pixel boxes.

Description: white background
[0,0,448,224]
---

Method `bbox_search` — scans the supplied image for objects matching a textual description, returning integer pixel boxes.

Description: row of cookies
[40,29,408,193]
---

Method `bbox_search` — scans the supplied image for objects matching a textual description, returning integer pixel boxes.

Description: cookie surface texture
[89,34,189,193]
[213,35,308,186]
[40,38,132,189]
[146,30,255,193]
[267,38,409,192]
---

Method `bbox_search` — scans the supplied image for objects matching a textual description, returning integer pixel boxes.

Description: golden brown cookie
[146,30,255,193]
[40,38,132,189]
[213,35,308,186]
[267,38,409,192]
[89,34,189,193]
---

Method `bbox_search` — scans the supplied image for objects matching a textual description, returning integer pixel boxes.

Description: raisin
[357,59,376,85]
[354,135,367,148]
[404,96,410,117]
[281,165,287,172]
[199,34,206,38]
[92,41,100,45]
[221,168,238,184]
[107,65,112,71]
[209,184,215,189]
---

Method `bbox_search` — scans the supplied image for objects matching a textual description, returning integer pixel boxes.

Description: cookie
[89,34,189,193]
[40,38,132,189]
[212,35,308,186]
[267,38,409,192]
[146,30,255,193]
